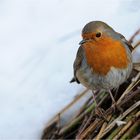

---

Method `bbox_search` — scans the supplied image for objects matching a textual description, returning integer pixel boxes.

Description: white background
[0,0,140,139]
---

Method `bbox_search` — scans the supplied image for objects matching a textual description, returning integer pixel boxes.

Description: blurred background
[0,0,140,139]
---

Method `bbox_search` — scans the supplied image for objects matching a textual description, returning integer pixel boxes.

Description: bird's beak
[79,39,86,45]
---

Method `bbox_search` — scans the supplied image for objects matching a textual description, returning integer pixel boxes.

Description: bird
[70,21,133,112]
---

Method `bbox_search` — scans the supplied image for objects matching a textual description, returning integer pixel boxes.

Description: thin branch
[121,118,140,139]
[117,72,140,105]
[95,115,112,140]
[100,101,140,138]
[132,41,140,54]
[79,119,104,139]
[132,132,140,140]
[129,28,140,44]
[47,89,89,127]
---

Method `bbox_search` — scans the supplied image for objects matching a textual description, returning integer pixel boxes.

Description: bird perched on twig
[70,21,133,112]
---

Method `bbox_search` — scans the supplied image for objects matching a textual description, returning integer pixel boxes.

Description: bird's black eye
[96,32,101,38]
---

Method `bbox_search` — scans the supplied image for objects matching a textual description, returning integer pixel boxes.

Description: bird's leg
[113,87,119,100]
[92,90,98,107]
[108,90,123,113]
[108,90,116,103]
[92,90,107,121]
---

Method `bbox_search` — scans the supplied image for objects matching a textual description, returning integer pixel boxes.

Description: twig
[113,119,133,139]
[59,93,108,135]
[121,118,140,139]
[59,101,96,135]
[76,96,92,117]
[100,100,140,138]
[58,89,89,115]
[95,115,112,140]
[78,119,104,139]
[113,110,140,139]
[129,28,140,44]
[106,110,134,139]
[132,132,140,140]
[78,87,140,139]
[132,41,140,54]
[47,89,89,127]
[117,72,140,105]
[76,113,92,139]
[133,63,140,71]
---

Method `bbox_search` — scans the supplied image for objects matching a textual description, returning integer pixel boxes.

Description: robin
[70,21,133,111]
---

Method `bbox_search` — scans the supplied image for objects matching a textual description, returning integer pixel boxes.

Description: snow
[0,0,140,139]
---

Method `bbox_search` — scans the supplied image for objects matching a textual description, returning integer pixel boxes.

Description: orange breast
[83,36,129,75]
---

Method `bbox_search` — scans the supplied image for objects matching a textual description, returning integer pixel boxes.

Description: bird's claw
[95,107,108,122]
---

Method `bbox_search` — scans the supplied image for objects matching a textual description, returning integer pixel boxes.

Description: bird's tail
[70,77,76,83]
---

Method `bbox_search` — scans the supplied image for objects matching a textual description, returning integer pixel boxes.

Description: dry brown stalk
[113,110,140,139]
[129,28,140,44]
[59,93,108,135]
[100,101,140,138]
[117,72,140,105]
[76,110,94,139]
[106,109,138,139]
[47,89,89,127]
[133,63,140,71]
[132,132,140,140]
[132,41,140,54]
[78,119,104,139]
[113,119,133,139]
[95,114,112,140]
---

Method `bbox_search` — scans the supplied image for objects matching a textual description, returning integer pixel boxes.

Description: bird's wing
[117,32,133,52]
[70,46,84,83]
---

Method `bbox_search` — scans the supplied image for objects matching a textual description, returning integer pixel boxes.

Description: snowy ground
[0,0,140,139]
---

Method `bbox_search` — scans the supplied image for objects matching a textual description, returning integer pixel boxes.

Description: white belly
[76,63,132,90]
